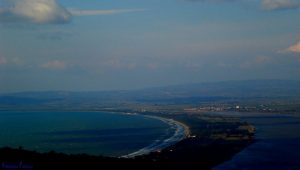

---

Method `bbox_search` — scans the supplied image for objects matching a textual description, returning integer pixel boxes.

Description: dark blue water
[0,111,173,157]
[213,112,300,170]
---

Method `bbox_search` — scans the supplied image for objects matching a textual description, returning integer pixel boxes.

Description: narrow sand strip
[121,115,190,158]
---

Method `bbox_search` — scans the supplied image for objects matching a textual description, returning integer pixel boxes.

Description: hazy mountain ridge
[1,80,300,105]
[137,79,300,98]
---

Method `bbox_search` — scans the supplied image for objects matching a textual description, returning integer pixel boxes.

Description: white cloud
[41,60,66,70]
[0,0,145,24]
[287,42,300,53]
[0,0,71,24]
[261,0,300,11]
[68,8,146,16]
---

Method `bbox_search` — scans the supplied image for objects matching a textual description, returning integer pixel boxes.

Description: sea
[213,112,300,170]
[0,111,177,157]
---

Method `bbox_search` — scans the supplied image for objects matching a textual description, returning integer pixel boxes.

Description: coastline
[0,111,255,169]
[121,114,191,158]
[0,110,190,159]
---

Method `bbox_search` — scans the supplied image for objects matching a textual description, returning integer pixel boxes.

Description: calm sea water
[213,112,300,170]
[0,111,173,157]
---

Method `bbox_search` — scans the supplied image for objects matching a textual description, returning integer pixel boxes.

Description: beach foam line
[121,115,190,158]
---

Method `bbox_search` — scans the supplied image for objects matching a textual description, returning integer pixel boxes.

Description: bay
[0,111,173,157]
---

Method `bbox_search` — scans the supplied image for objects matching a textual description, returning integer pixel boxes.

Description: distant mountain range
[1,80,300,105]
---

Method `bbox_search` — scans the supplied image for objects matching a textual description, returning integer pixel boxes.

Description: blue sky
[0,0,300,92]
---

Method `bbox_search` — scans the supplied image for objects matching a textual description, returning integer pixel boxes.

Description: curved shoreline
[121,114,191,158]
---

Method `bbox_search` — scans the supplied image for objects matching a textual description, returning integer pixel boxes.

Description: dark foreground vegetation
[0,140,252,170]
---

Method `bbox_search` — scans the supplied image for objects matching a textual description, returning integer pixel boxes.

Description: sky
[0,0,300,92]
